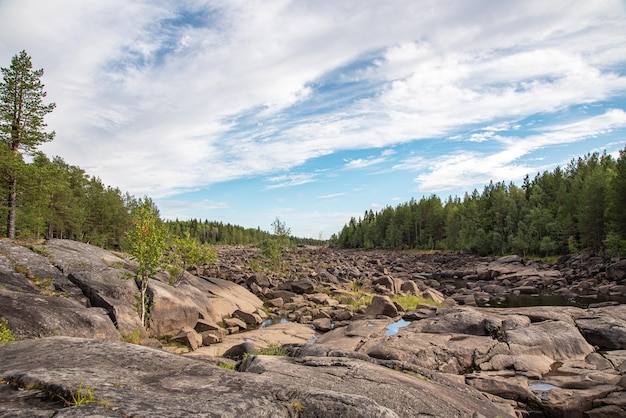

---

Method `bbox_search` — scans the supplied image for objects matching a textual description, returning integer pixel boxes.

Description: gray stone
[291,278,315,294]
[0,289,119,341]
[312,317,332,332]
[365,295,399,318]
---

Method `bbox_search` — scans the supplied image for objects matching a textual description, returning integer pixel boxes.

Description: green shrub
[256,342,288,356]
[392,294,440,310]
[122,329,142,344]
[0,318,15,343]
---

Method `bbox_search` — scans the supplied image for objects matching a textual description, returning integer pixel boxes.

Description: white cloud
[318,193,346,199]
[264,173,316,190]
[415,109,626,192]
[0,0,624,204]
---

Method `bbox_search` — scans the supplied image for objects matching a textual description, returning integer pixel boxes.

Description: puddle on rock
[385,318,412,336]
[261,317,290,328]
[529,382,561,392]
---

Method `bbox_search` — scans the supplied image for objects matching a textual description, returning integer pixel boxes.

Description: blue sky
[1,1,625,238]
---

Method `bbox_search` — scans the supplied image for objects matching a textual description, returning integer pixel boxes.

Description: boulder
[365,295,399,318]
[506,320,594,362]
[175,272,266,326]
[400,280,421,295]
[234,309,263,326]
[312,317,332,332]
[0,289,119,341]
[417,306,503,336]
[575,305,626,350]
[264,297,284,308]
[147,278,199,337]
[222,341,257,360]
[171,326,203,350]
[291,278,315,294]
[466,373,537,402]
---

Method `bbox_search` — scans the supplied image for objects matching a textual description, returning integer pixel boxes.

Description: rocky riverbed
[1,240,625,417]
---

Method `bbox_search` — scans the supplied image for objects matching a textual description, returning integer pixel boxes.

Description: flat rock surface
[187,322,318,358]
[0,336,513,417]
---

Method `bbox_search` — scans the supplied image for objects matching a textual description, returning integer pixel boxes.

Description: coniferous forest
[331,148,626,257]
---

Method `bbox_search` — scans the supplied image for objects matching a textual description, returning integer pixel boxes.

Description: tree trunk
[7,176,16,239]
[139,275,149,328]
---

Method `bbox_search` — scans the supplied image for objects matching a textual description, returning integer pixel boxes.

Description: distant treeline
[0,150,324,248]
[331,148,626,257]
[165,219,325,247]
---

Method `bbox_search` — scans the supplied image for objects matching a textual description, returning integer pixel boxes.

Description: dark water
[478,293,626,309]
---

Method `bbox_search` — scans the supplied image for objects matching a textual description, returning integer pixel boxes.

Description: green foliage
[167,232,217,286]
[391,294,440,310]
[255,217,295,271]
[121,329,142,344]
[255,342,289,356]
[125,198,169,327]
[218,362,237,370]
[337,289,373,312]
[56,382,110,408]
[331,148,626,257]
[165,218,325,247]
[0,318,15,343]
[0,51,56,239]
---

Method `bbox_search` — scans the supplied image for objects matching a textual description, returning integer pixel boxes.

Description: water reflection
[385,318,412,336]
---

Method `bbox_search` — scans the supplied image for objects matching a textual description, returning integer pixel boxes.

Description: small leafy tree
[167,232,217,286]
[125,198,168,327]
[256,217,293,270]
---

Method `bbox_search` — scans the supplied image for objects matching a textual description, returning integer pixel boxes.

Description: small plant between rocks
[0,317,15,343]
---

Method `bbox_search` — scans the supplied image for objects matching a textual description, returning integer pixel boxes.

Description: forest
[331,148,626,257]
[0,148,319,248]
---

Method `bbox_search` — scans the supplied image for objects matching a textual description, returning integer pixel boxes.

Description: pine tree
[0,51,55,238]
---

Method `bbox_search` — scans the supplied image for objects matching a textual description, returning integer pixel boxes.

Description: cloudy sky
[1,1,625,238]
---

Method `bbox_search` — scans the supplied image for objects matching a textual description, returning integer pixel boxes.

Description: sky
[1,0,626,239]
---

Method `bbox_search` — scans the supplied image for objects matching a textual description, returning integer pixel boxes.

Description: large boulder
[0,289,119,341]
[147,278,200,337]
[416,306,503,336]
[0,336,514,417]
[575,305,626,350]
[176,272,266,325]
[365,295,399,318]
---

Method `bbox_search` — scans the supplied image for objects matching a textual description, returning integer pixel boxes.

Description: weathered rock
[291,278,315,294]
[506,320,594,362]
[234,309,263,326]
[416,306,503,336]
[189,322,318,358]
[147,277,200,337]
[575,305,626,350]
[312,317,332,332]
[365,295,399,318]
[264,297,284,308]
[0,289,119,341]
[466,373,537,402]
[171,326,202,350]
[400,280,421,295]
[223,316,247,330]
[239,352,514,417]
[45,239,132,273]
[0,240,83,300]
[222,341,257,360]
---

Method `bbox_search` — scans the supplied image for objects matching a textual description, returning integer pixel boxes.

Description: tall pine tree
[0,51,55,238]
